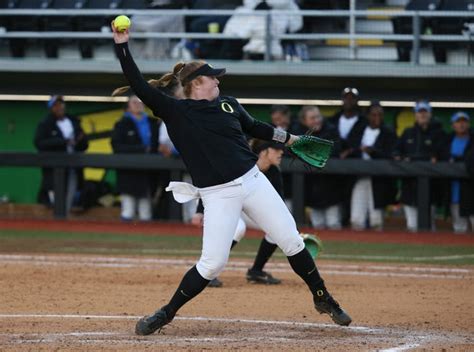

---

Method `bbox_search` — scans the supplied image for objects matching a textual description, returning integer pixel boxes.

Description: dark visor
[182,64,226,84]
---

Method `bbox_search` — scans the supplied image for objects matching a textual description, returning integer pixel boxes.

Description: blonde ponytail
[111,62,186,97]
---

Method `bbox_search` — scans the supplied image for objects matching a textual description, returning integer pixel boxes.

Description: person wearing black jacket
[444,112,474,233]
[111,95,159,221]
[112,23,351,335]
[350,102,397,230]
[296,105,342,229]
[331,87,367,226]
[34,95,88,211]
[393,100,446,231]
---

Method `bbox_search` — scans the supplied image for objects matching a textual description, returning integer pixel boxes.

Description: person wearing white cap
[446,111,474,233]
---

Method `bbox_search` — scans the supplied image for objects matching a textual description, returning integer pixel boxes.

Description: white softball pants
[120,194,152,221]
[309,205,342,230]
[350,177,383,230]
[450,204,474,233]
[233,212,276,244]
[403,205,436,232]
[197,165,304,280]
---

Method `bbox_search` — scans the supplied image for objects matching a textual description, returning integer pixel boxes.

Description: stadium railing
[0,9,473,63]
[0,152,469,230]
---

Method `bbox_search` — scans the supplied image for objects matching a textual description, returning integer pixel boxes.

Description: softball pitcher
[112,22,351,336]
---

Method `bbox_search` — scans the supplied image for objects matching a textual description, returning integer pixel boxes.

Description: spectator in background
[350,102,397,230]
[131,0,187,59]
[187,0,242,59]
[445,112,474,233]
[111,95,159,221]
[270,104,297,132]
[270,104,297,208]
[331,87,367,226]
[296,105,342,229]
[464,133,474,231]
[34,95,88,212]
[393,100,446,231]
[223,0,303,60]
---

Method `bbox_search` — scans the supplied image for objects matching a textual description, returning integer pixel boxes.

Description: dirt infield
[0,253,473,351]
[2,218,474,245]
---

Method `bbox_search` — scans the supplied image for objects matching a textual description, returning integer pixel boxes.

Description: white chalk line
[379,342,423,352]
[0,313,466,351]
[0,313,377,332]
[0,254,470,280]
[1,254,471,272]
[59,247,474,262]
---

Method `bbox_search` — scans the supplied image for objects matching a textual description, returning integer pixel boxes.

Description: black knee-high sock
[251,238,278,272]
[287,248,325,296]
[163,266,209,318]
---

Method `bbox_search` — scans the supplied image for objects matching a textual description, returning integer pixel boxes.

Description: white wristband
[272,129,288,143]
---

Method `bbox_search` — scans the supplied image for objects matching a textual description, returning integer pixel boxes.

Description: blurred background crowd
[32,91,474,233]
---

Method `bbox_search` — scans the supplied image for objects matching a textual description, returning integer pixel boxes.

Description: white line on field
[1,254,472,269]
[378,342,422,352]
[0,259,467,279]
[0,313,379,333]
[0,254,471,272]
[3,313,467,351]
[0,255,470,279]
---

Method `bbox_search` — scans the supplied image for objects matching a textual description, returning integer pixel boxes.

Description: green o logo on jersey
[221,102,234,113]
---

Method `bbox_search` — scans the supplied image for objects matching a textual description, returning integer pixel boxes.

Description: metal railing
[0,9,473,63]
[0,152,469,230]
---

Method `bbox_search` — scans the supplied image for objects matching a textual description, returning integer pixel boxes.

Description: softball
[114,15,131,32]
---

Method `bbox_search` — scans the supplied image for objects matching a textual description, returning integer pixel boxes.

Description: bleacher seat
[0,0,16,30]
[432,0,474,63]
[300,0,349,33]
[43,0,86,58]
[392,0,441,61]
[120,0,147,10]
[7,0,51,57]
[77,0,121,59]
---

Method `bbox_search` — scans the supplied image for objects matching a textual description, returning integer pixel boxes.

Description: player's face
[303,109,322,130]
[51,101,65,119]
[415,109,431,126]
[342,93,358,111]
[368,106,383,128]
[127,96,145,116]
[266,147,284,166]
[453,118,470,135]
[271,112,290,130]
[197,76,220,100]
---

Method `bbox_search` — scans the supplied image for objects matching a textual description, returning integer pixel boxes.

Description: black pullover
[115,43,286,188]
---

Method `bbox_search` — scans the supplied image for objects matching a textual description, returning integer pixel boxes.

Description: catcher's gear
[289,135,334,169]
[301,233,323,259]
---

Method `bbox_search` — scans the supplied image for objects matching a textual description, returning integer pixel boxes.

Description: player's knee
[278,233,305,257]
[196,256,228,280]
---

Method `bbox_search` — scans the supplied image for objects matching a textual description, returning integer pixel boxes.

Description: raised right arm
[114,42,179,121]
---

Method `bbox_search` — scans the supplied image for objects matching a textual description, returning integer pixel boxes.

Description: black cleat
[208,277,223,288]
[313,289,352,326]
[135,307,173,335]
[246,269,281,285]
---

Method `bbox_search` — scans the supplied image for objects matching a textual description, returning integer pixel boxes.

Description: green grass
[0,229,473,265]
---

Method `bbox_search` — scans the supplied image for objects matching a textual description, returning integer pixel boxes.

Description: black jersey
[115,43,284,188]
